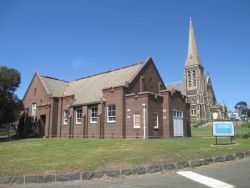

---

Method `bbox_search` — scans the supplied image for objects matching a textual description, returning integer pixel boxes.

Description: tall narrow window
[150,77,153,87]
[133,113,141,128]
[31,103,36,123]
[75,108,82,124]
[153,112,159,129]
[90,105,98,123]
[140,76,145,92]
[107,105,116,123]
[193,70,196,87]
[63,110,69,125]
[188,71,192,87]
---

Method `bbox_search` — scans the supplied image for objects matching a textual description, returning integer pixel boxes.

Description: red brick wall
[129,59,166,94]
[103,87,126,138]
[147,94,163,138]
[59,95,74,137]
[125,94,148,138]
[161,90,190,137]
[22,74,51,137]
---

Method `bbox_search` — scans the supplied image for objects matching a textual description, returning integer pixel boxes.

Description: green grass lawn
[191,125,250,137]
[0,127,250,176]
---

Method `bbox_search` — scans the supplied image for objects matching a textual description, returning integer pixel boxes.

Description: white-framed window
[75,108,82,124]
[90,105,98,123]
[133,113,141,128]
[31,103,36,123]
[107,104,116,123]
[63,110,69,125]
[173,110,183,118]
[153,112,159,129]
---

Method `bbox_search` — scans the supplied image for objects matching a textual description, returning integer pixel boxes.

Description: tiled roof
[166,81,185,94]
[41,76,68,97]
[65,61,145,105]
[38,58,148,105]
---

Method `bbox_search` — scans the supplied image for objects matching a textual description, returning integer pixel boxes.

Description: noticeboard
[212,121,234,137]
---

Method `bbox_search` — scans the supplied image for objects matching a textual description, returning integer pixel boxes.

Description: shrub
[235,132,250,139]
[241,122,250,128]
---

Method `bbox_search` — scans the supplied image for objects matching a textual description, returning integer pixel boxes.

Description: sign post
[212,121,234,145]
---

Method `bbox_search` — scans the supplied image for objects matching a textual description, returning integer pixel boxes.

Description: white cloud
[72,57,88,69]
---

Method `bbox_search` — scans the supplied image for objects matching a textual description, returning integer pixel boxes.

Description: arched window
[193,70,196,87]
[188,71,192,87]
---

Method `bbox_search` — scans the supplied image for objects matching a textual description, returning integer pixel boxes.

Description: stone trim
[0,151,249,185]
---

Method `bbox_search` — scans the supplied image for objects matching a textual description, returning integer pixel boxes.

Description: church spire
[185,17,202,67]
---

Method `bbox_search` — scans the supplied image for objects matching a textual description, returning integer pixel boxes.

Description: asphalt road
[16,158,250,188]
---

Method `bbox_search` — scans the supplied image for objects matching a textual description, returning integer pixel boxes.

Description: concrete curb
[1,150,250,185]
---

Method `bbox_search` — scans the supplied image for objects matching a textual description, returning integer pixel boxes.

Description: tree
[234,101,248,121]
[0,66,23,128]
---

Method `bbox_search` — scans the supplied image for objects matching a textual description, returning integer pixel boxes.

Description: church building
[167,18,227,125]
[21,57,191,138]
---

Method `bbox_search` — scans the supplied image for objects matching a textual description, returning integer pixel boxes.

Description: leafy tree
[234,101,248,121]
[234,101,247,111]
[0,66,23,127]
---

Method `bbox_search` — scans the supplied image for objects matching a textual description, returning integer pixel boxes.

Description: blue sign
[213,121,234,137]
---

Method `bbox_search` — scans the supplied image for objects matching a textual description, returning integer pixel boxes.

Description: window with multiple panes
[133,113,141,128]
[153,112,159,129]
[193,70,196,87]
[90,105,98,123]
[63,110,69,125]
[191,109,196,116]
[31,103,36,123]
[75,108,82,124]
[107,105,116,123]
[188,71,192,87]
[173,110,183,118]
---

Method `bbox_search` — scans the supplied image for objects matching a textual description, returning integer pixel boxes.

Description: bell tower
[184,17,207,124]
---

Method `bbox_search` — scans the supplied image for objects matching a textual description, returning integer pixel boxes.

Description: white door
[173,110,184,137]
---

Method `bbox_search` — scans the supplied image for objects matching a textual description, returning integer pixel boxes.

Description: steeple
[185,17,202,67]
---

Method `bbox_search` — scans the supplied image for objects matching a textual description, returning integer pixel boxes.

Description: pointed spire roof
[185,17,202,67]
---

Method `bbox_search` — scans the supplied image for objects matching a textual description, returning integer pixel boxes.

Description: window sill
[90,122,97,124]
[133,127,140,129]
[107,121,116,124]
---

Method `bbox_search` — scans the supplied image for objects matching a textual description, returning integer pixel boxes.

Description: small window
[75,108,82,124]
[150,77,153,87]
[107,105,116,123]
[174,110,183,118]
[191,109,196,116]
[153,112,159,129]
[134,113,141,128]
[63,110,69,125]
[90,105,98,123]
[31,103,36,123]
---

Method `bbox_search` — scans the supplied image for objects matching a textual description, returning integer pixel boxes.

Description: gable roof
[40,76,69,97]
[65,59,147,105]
[166,81,185,94]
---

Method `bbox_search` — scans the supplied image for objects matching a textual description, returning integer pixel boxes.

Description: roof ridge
[74,61,144,82]
[42,76,69,83]
[166,81,183,85]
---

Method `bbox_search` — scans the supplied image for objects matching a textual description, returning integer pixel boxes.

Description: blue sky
[0,0,250,110]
